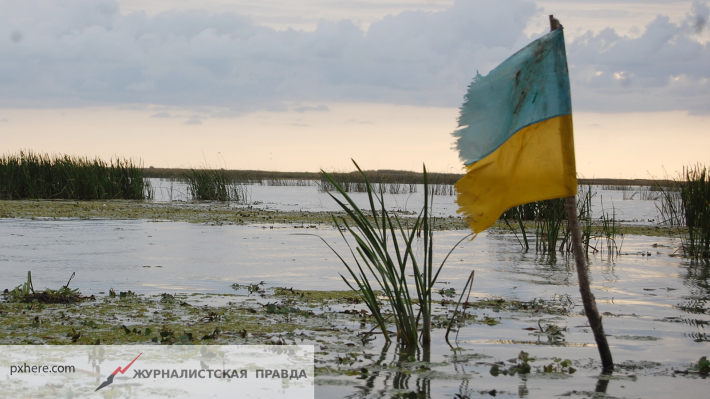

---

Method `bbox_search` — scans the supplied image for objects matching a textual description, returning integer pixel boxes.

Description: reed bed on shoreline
[0,151,151,200]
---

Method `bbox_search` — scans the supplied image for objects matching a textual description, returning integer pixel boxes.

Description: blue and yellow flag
[453,28,577,233]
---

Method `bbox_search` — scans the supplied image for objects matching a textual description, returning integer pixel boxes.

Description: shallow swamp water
[0,184,708,398]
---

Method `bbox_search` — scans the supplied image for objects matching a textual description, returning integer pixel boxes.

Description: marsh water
[1,183,708,398]
[148,179,660,223]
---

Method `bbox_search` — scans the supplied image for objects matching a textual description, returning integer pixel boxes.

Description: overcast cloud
[1,0,708,114]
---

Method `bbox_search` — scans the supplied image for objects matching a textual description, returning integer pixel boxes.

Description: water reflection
[678,259,710,341]
[344,344,432,399]
[499,253,574,286]
[594,370,613,394]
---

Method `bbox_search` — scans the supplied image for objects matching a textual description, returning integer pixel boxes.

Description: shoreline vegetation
[0,151,702,258]
[0,150,679,201]
[0,151,150,200]
[143,166,676,190]
[0,198,683,237]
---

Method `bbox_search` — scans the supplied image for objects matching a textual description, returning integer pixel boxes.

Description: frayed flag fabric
[453,28,577,233]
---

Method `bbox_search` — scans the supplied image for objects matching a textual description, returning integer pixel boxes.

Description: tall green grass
[655,182,684,226]
[533,198,567,256]
[656,165,710,259]
[182,168,247,202]
[309,161,470,347]
[0,151,151,200]
[682,165,710,258]
[597,197,622,257]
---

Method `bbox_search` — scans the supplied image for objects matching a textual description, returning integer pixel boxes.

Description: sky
[0,0,708,178]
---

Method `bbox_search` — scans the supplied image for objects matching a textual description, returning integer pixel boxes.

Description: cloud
[0,0,707,114]
[184,115,203,125]
[568,2,710,113]
[293,104,329,113]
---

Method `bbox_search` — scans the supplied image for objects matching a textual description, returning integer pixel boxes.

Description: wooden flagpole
[551,14,614,371]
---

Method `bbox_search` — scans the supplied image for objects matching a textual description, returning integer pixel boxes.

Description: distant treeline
[578,178,675,189]
[143,167,674,188]
[143,167,321,182]
[144,167,462,185]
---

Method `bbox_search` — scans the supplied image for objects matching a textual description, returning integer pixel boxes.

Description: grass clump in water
[183,167,248,201]
[692,356,710,374]
[4,272,87,304]
[309,160,470,347]
[0,150,151,200]
[501,185,595,257]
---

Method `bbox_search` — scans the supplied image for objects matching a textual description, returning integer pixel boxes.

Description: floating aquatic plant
[692,356,710,374]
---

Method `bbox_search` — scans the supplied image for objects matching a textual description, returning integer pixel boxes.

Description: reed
[0,151,151,200]
[602,184,631,191]
[577,184,594,255]
[655,181,684,226]
[5,271,85,304]
[502,184,594,256]
[637,186,659,201]
[656,165,710,258]
[182,168,247,202]
[534,198,567,257]
[681,165,710,259]
[308,161,470,347]
[500,198,567,256]
[262,179,313,187]
[598,197,622,257]
[318,170,459,196]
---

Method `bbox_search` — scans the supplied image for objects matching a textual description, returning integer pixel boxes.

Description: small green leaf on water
[693,356,710,373]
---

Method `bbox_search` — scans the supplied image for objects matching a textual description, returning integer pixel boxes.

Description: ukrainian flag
[453,28,577,233]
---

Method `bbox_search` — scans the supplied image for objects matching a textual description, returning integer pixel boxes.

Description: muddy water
[2,218,709,397]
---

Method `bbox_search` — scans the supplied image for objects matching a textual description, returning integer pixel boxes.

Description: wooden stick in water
[551,14,614,370]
